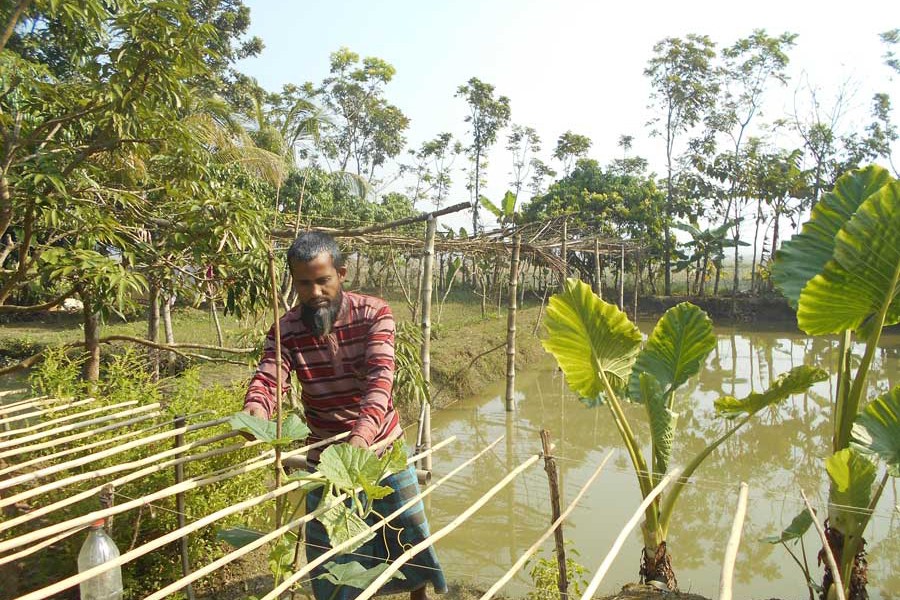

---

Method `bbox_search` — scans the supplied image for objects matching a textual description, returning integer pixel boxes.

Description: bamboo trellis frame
[0,397,96,427]
[0,399,136,438]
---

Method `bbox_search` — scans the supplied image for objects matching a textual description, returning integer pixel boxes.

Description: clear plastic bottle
[77,519,123,600]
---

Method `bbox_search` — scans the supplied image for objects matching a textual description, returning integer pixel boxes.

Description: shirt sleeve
[350,303,395,444]
[244,322,293,419]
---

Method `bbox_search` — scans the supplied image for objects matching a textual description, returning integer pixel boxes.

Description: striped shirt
[244,291,402,462]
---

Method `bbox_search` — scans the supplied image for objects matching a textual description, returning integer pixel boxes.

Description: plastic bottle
[77,519,123,600]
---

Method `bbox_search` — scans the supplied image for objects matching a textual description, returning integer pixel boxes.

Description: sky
[236,0,900,233]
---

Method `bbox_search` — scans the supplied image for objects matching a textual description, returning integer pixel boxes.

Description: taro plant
[542,278,826,590]
[771,164,900,600]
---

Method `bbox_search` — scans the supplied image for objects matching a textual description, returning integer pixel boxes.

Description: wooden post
[593,239,602,299]
[505,234,521,412]
[266,248,284,526]
[633,247,640,321]
[173,415,195,600]
[560,217,568,286]
[418,216,436,471]
[618,244,625,311]
[540,430,568,599]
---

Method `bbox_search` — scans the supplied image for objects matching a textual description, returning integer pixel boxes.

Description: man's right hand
[240,404,269,441]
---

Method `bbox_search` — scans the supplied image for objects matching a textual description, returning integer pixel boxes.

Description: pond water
[424,325,900,600]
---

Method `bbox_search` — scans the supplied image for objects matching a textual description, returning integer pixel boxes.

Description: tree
[408,133,461,210]
[553,130,592,175]
[645,34,719,296]
[455,77,511,233]
[507,124,541,200]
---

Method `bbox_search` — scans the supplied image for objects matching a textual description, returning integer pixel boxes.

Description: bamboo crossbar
[0,405,162,459]
[0,421,236,493]
[480,450,615,600]
[12,437,455,600]
[0,393,52,413]
[717,482,749,600]
[579,468,683,600]
[0,402,160,450]
[263,435,500,600]
[353,453,543,600]
[0,388,29,400]
[0,432,348,550]
[0,399,139,439]
[0,398,96,427]
[0,524,88,567]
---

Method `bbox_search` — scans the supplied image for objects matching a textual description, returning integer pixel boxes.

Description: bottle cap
[90,518,105,529]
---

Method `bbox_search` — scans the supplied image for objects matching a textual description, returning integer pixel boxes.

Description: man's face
[291,253,346,336]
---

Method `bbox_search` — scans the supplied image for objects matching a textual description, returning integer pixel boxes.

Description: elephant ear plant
[772,164,900,600]
[542,278,826,591]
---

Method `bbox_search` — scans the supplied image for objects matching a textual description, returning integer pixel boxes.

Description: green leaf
[542,278,642,400]
[773,165,893,309]
[268,531,297,579]
[318,443,385,491]
[826,448,877,541]
[217,527,265,548]
[316,560,405,590]
[501,190,517,216]
[273,414,311,447]
[318,503,376,553]
[627,302,715,401]
[640,373,676,477]
[852,385,900,476]
[797,181,900,335]
[714,366,828,418]
[762,509,814,544]
[479,195,502,219]
[228,412,310,446]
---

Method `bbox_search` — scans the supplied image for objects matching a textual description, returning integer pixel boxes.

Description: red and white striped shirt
[244,291,402,462]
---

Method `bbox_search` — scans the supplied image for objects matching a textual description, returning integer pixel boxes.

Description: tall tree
[645,34,719,296]
[408,133,461,210]
[553,130,592,175]
[456,77,511,233]
[507,124,541,201]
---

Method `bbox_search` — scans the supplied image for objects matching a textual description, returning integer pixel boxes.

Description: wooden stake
[619,244,625,311]
[593,239,602,299]
[633,247,640,321]
[267,247,284,527]
[800,488,846,600]
[505,234,521,412]
[560,217,568,285]
[718,482,749,600]
[418,216,436,471]
[173,415,195,600]
[540,430,568,598]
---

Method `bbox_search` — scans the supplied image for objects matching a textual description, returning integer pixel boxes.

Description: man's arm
[349,303,396,447]
[244,323,293,420]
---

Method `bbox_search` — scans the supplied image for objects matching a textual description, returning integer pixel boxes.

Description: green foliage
[394,321,430,410]
[229,412,310,447]
[526,547,589,600]
[29,346,86,398]
[852,386,900,476]
[316,560,405,590]
[714,366,829,418]
[763,509,814,544]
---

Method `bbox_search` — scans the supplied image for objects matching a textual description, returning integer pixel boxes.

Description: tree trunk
[82,295,100,384]
[162,291,176,368]
[147,282,160,381]
[209,295,224,347]
[750,203,763,295]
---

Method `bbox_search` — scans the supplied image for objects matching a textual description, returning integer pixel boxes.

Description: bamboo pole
[353,454,542,600]
[560,217,568,285]
[267,247,285,527]
[261,434,489,600]
[540,430,568,598]
[593,238,602,299]
[0,433,348,552]
[418,216,436,471]
[579,468,683,600]
[0,397,95,427]
[173,415,195,600]
[0,394,55,413]
[800,488,846,600]
[618,244,625,311]
[505,234,521,412]
[0,524,88,566]
[480,450,614,600]
[0,405,163,459]
[717,482,749,600]
[0,388,29,399]
[0,399,138,439]
[633,247,640,321]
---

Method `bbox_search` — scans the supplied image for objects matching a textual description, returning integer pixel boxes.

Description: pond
[425,325,900,600]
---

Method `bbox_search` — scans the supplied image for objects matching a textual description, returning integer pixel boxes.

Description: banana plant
[480,190,519,230]
[542,278,826,590]
[772,164,900,600]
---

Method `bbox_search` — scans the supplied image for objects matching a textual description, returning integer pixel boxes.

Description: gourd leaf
[268,531,296,578]
[640,373,676,478]
[318,443,398,501]
[773,165,893,309]
[228,412,310,446]
[542,278,642,400]
[851,385,900,476]
[825,448,877,542]
[714,366,828,418]
[316,560,405,589]
[628,302,715,402]
[216,526,265,548]
[762,509,813,544]
[318,503,376,553]
[797,181,900,335]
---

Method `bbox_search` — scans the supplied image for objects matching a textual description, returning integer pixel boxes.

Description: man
[243,231,446,600]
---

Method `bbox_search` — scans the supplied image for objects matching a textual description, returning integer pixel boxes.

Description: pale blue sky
[238,0,900,232]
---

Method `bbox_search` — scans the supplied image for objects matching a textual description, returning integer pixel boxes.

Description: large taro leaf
[317,560,405,590]
[714,366,829,418]
[542,278,642,400]
[627,302,714,402]
[826,448,877,540]
[318,443,396,502]
[797,181,900,335]
[229,412,310,447]
[851,385,900,476]
[762,509,814,544]
[639,373,676,477]
[773,165,893,309]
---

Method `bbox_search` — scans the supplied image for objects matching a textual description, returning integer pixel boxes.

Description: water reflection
[425,327,900,599]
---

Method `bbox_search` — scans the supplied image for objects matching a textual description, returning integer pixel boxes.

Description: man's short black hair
[287,231,344,268]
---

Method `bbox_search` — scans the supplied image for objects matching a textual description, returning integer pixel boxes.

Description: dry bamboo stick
[0,408,164,459]
[0,421,237,492]
[0,403,162,454]
[505,234,520,412]
[0,399,138,439]
[353,454,542,600]
[0,398,95,427]
[419,216,436,473]
[0,393,52,412]
[579,467,683,600]
[718,482,749,600]
[0,388,29,399]
[0,413,164,477]
[14,438,455,600]
[800,488,846,600]
[263,435,496,600]
[480,450,614,600]
[0,433,347,551]
[0,524,88,566]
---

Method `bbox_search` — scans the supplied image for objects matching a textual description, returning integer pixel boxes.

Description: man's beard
[301,293,341,337]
